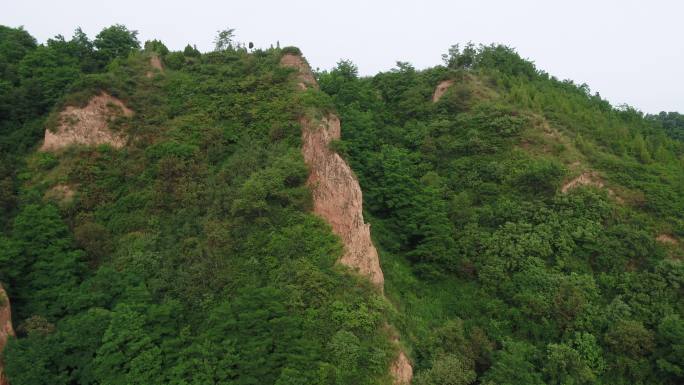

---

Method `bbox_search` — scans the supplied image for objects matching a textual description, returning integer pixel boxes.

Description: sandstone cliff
[281,53,383,288]
[146,54,164,78]
[281,52,413,384]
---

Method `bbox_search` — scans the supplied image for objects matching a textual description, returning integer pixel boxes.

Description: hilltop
[0,25,683,385]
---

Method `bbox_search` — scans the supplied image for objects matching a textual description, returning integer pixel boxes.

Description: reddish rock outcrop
[390,350,413,384]
[41,92,133,151]
[432,79,454,102]
[281,52,412,384]
[279,54,318,90]
[0,285,15,385]
[301,114,384,287]
[146,54,164,78]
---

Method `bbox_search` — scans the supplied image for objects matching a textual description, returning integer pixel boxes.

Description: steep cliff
[300,114,385,287]
[0,286,14,385]
[282,53,384,287]
[281,52,413,384]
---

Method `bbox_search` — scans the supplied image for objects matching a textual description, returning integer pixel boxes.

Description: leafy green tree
[93,304,165,385]
[18,44,80,112]
[183,44,200,57]
[569,332,606,376]
[69,27,97,72]
[4,331,66,385]
[143,39,169,56]
[605,321,655,358]
[511,158,565,195]
[169,335,238,385]
[45,28,98,73]
[655,315,684,380]
[544,343,596,385]
[631,134,652,163]
[328,330,362,384]
[442,42,477,69]
[94,24,140,63]
[7,204,85,320]
[214,28,236,51]
[415,354,476,385]
[73,221,113,262]
[0,25,37,84]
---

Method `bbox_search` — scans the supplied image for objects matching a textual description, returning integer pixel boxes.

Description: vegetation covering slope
[0,26,396,385]
[0,25,682,385]
[319,44,684,385]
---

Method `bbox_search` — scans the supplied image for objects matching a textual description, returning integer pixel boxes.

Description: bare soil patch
[301,114,385,287]
[561,171,605,193]
[656,234,678,245]
[432,79,454,102]
[41,93,133,151]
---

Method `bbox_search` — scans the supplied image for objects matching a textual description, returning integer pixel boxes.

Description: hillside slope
[0,27,402,385]
[319,45,684,385]
[0,27,683,385]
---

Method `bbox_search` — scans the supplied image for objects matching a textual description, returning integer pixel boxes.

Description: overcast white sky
[3,0,683,113]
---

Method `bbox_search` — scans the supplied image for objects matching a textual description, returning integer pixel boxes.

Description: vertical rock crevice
[0,285,15,385]
[281,53,413,384]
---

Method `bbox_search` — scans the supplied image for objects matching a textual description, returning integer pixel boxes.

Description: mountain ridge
[0,25,683,385]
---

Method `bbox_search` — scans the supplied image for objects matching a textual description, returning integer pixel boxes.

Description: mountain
[0,26,683,385]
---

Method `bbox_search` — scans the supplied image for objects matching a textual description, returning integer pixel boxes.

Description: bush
[143,39,169,56]
[511,158,566,195]
[281,46,302,56]
[164,51,185,70]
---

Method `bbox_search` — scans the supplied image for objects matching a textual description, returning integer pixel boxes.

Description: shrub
[281,46,302,56]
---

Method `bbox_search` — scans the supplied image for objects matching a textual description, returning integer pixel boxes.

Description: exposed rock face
[41,93,133,151]
[279,54,318,90]
[0,285,15,385]
[390,350,413,384]
[301,114,384,287]
[282,52,411,384]
[432,79,454,102]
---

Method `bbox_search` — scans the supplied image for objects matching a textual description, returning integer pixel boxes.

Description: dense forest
[0,25,683,385]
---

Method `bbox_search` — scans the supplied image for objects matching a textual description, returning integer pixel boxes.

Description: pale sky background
[3,0,683,113]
